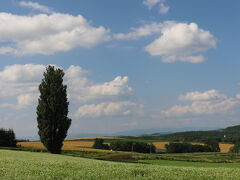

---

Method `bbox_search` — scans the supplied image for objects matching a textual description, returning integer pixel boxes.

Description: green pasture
[1,150,240,179]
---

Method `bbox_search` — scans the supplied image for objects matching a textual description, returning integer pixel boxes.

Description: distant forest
[123,125,240,143]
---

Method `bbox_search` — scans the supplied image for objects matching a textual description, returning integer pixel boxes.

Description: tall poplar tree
[37,65,71,154]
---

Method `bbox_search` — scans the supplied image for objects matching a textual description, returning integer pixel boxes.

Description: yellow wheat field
[66,137,119,141]
[152,142,169,150]
[219,143,234,153]
[18,141,113,152]
[19,141,92,150]
[152,142,233,153]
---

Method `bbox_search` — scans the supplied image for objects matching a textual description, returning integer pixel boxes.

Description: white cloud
[179,90,227,101]
[65,66,133,102]
[236,94,240,99]
[159,3,169,14]
[0,64,134,110]
[0,13,110,56]
[89,76,132,96]
[19,1,55,14]
[114,21,216,63]
[17,93,38,108]
[114,22,165,40]
[145,22,216,63]
[162,99,239,117]
[143,0,162,9]
[74,101,143,118]
[162,90,239,117]
[143,0,169,14]
[0,93,38,110]
[0,64,140,136]
[0,64,45,82]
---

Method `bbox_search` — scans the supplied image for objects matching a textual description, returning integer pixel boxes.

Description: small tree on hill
[37,66,71,154]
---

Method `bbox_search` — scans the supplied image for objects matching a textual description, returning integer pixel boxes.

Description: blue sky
[0,0,239,138]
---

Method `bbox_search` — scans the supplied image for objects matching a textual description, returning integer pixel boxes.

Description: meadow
[1,150,240,180]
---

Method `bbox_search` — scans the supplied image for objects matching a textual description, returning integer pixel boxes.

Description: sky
[0,0,240,138]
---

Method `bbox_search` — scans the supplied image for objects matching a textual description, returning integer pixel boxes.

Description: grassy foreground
[1,150,240,179]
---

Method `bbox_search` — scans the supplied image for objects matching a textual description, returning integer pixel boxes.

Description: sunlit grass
[1,150,240,180]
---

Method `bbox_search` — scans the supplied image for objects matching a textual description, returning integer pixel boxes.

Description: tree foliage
[110,140,156,153]
[165,142,220,153]
[93,138,109,150]
[37,65,71,154]
[0,128,16,147]
[229,142,240,153]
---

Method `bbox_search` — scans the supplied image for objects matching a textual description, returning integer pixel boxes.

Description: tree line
[93,138,156,153]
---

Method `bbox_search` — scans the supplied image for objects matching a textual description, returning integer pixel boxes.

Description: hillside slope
[1,150,240,179]
[159,125,240,142]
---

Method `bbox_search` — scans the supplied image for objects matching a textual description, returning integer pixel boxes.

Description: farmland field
[1,150,240,180]
[18,140,234,153]
[18,141,111,152]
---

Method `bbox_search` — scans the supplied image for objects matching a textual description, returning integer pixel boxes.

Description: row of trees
[165,142,220,153]
[93,139,156,153]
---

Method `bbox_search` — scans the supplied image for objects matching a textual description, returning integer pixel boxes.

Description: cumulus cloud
[0,13,110,55]
[64,66,132,102]
[159,3,169,14]
[162,99,239,117]
[89,76,132,96]
[179,90,227,101]
[162,90,240,117]
[114,22,165,40]
[0,64,135,110]
[19,1,55,14]
[145,22,216,63]
[114,21,216,63]
[17,93,38,108]
[143,0,169,14]
[143,0,162,9]
[0,64,45,82]
[236,94,240,99]
[74,101,143,118]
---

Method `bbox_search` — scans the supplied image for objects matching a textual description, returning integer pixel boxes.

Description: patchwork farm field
[1,150,240,180]
[18,140,234,153]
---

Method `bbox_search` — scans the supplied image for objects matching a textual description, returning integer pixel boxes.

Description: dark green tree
[93,138,109,150]
[0,128,16,147]
[37,66,71,154]
[204,138,220,152]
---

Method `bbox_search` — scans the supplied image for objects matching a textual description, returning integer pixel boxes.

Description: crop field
[66,136,120,141]
[1,150,240,180]
[18,141,112,152]
[152,142,233,153]
[18,140,234,153]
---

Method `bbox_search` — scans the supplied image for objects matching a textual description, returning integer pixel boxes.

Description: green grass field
[1,150,240,179]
